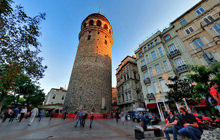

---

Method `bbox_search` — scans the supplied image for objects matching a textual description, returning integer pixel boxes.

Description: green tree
[0,0,46,110]
[167,76,193,102]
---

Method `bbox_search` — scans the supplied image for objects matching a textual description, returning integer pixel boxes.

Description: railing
[200,12,220,28]
[169,49,181,58]
[146,93,155,100]
[141,65,148,71]
[176,64,189,74]
[143,78,151,84]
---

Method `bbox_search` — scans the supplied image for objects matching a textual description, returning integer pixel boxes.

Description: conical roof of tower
[82,13,111,25]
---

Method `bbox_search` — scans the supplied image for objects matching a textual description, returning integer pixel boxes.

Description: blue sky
[15,0,201,94]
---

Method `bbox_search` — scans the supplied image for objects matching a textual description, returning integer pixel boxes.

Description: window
[155,39,158,44]
[185,27,194,35]
[104,24,108,30]
[144,72,149,79]
[52,94,56,99]
[163,60,170,71]
[155,64,162,75]
[89,20,94,26]
[141,60,146,66]
[148,44,151,49]
[62,96,64,100]
[96,20,102,26]
[164,34,171,41]
[151,42,154,47]
[203,52,216,64]
[203,16,215,24]
[139,52,143,57]
[153,82,159,93]
[168,44,177,52]
[151,51,157,60]
[192,38,204,48]
[174,57,185,67]
[195,7,205,15]
[213,23,220,34]
[160,80,169,92]
[158,47,164,56]
[88,35,91,40]
[105,40,107,45]
[179,18,187,26]
[146,55,150,63]
[144,47,147,52]
[146,85,153,94]
[149,67,154,77]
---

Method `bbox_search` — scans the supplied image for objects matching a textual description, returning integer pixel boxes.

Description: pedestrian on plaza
[9,107,19,122]
[74,111,78,120]
[63,110,68,120]
[28,107,39,126]
[74,108,83,128]
[19,107,27,122]
[39,109,45,122]
[2,108,9,123]
[115,109,120,123]
[111,111,113,119]
[138,112,147,129]
[209,82,220,112]
[89,109,94,129]
[16,108,22,120]
[120,111,125,125]
[162,110,182,140]
[178,107,203,140]
[49,108,55,120]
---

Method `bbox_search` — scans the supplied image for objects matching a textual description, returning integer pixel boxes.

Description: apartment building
[116,56,145,111]
[171,0,220,66]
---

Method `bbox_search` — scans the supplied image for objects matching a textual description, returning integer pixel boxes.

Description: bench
[144,127,164,137]
[135,126,164,139]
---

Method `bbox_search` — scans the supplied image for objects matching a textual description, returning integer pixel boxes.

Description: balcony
[213,35,220,44]
[200,12,220,28]
[176,64,189,74]
[146,93,155,100]
[143,78,151,84]
[141,65,148,71]
[169,49,181,58]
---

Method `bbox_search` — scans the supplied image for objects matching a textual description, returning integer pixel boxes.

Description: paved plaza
[0,118,165,140]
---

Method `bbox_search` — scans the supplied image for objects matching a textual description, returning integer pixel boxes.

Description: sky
[15,0,201,94]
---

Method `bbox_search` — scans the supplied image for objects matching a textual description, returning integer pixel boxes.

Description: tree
[0,0,46,110]
[167,76,193,102]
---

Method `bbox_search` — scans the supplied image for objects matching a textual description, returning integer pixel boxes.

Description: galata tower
[64,11,113,113]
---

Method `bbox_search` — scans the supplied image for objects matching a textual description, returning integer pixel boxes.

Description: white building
[44,88,67,105]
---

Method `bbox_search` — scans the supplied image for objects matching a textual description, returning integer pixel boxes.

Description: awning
[190,99,208,108]
[146,103,157,109]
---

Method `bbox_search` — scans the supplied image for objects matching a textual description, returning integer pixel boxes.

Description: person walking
[19,107,27,122]
[115,110,119,123]
[138,112,147,129]
[63,110,68,120]
[74,108,83,128]
[9,108,19,122]
[89,109,94,129]
[39,109,45,122]
[209,82,220,112]
[2,108,10,123]
[50,109,55,120]
[120,111,125,125]
[28,107,39,126]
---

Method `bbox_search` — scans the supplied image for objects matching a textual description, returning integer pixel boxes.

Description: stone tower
[64,12,113,113]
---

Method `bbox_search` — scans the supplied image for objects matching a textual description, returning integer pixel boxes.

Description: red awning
[190,99,208,108]
[146,103,157,109]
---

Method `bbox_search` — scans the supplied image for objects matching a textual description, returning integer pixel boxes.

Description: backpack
[205,91,218,107]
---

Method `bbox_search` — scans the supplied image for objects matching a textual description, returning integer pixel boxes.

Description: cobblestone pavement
[0,118,165,140]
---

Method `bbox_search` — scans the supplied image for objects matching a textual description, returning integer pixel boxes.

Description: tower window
[105,40,107,45]
[97,32,100,34]
[96,20,102,27]
[83,23,86,28]
[104,24,108,30]
[89,20,94,26]
[88,35,91,40]
[109,30,111,35]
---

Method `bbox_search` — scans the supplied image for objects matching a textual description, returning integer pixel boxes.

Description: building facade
[64,12,113,113]
[44,88,67,105]
[116,56,145,112]
[112,87,117,106]
[135,25,193,120]
[171,0,220,66]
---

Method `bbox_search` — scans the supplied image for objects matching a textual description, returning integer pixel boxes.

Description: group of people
[1,107,49,126]
[162,107,203,140]
[74,108,94,129]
